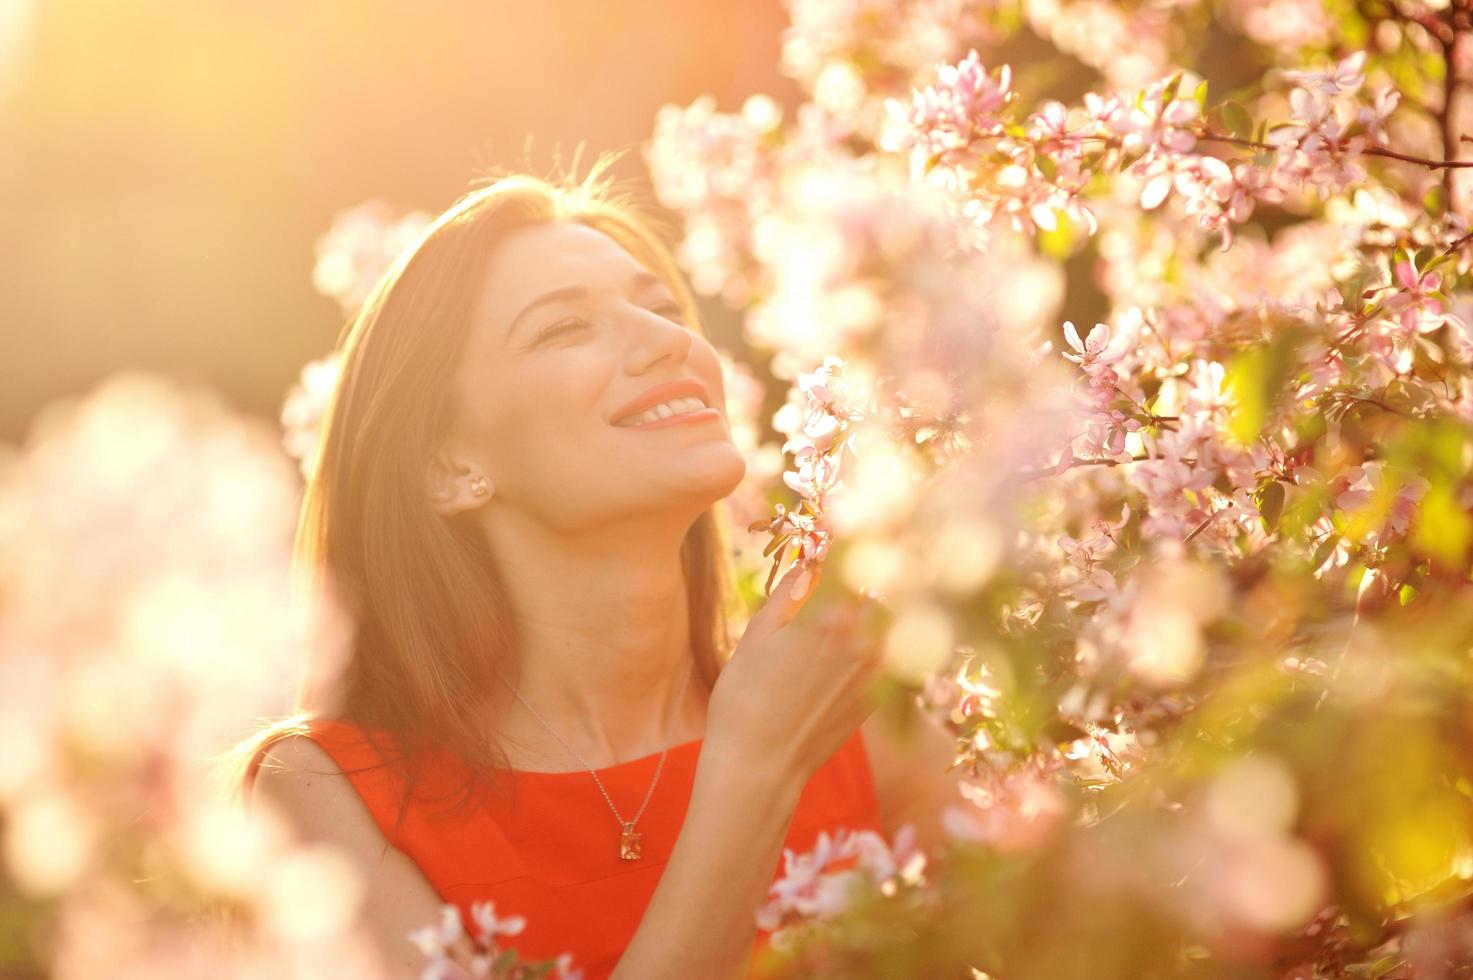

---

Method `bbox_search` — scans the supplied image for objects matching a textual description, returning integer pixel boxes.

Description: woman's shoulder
[246,714,430,838]
[249,731,360,823]
[247,728,476,972]
[237,714,401,806]
[243,719,393,841]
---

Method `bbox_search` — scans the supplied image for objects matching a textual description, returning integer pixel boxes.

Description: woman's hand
[705,559,888,789]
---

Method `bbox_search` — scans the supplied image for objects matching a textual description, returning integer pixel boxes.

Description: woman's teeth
[615,396,706,426]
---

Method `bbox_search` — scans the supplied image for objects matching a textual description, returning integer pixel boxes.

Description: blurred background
[11,3,1472,978]
[0,0,801,443]
[0,9,807,970]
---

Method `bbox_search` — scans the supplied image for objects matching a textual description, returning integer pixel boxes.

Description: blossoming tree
[637,1,1473,977]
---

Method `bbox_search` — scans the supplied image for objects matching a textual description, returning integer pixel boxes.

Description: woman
[221,157,965,979]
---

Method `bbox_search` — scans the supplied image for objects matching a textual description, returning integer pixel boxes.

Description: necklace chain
[494,658,696,834]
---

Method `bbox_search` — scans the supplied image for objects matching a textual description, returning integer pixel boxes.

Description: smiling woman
[213,156,897,979]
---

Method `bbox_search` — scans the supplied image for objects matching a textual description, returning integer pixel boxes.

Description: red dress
[243,719,887,978]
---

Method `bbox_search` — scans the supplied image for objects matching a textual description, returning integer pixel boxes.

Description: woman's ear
[426,448,492,516]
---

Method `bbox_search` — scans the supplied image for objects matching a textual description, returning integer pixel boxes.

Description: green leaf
[1224,331,1301,446]
[1221,100,1253,138]
[1411,479,1472,565]
[1424,182,1449,216]
[1311,531,1342,570]
[1162,71,1183,104]
[1194,79,1209,107]
[1257,480,1286,533]
[1036,153,1059,182]
[763,556,781,596]
[1423,250,1458,275]
[1036,209,1075,260]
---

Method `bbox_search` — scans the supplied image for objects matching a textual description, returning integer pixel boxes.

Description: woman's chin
[660,450,749,504]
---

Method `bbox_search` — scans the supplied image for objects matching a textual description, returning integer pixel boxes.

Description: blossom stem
[1439,230,1473,257]
[1183,504,1233,544]
[1196,130,1473,169]
[1019,454,1200,483]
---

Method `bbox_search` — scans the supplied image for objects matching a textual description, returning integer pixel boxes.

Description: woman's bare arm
[249,736,479,978]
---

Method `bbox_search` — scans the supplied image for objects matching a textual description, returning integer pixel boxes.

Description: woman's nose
[625,307,693,371]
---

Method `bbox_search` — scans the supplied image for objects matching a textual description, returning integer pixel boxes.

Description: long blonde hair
[214,154,741,831]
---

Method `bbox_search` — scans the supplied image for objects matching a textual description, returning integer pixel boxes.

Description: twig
[1183,506,1231,544]
[1439,229,1473,256]
[1019,454,1202,483]
[1198,131,1473,170]
[1438,27,1463,199]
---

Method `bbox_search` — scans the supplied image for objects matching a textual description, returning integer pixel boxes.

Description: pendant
[619,822,643,861]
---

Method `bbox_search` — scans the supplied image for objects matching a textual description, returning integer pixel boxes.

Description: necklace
[494,657,696,861]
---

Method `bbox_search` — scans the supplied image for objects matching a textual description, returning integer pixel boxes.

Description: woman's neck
[474,507,711,770]
[489,668,710,772]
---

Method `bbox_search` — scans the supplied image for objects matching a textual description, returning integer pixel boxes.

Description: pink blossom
[407,905,465,961]
[1057,503,1131,601]
[1102,79,1199,156]
[757,828,857,927]
[1281,51,1367,98]
[1356,86,1401,146]
[280,352,343,481]
[469,900,526,947]
[1384,254,1448,335]
[942,758,1067,852]
[1082,409,1143,459]
[1061,320,1126,375]
[312,200,431,316]
[1332,463,1429,545]
[887,49,1014,159]
[756,824,928,932]
[782,443,844,503]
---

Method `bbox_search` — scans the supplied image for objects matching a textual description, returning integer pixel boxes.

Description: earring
[469,475,490,498]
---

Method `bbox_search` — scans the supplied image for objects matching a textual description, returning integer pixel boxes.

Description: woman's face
[433,220,747,531]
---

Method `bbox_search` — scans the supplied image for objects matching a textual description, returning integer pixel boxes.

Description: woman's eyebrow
[505,271,666,344]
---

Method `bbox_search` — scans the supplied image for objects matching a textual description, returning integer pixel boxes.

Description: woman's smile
[612,404,723,430]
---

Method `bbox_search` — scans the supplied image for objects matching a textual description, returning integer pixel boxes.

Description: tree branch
[1197,130,1473,169]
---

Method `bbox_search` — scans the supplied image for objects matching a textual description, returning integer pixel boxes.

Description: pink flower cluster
[409,901,582,980]
[646,95,786,305]
[941,755,1068,853]
[311,200,431,317]
[884,48,1015,161]
[880,48,1419,254]
[1264,52,1400,202]
[754,356,861,596]
[754,824,928,946]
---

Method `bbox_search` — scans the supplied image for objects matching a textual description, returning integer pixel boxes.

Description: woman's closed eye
[533,303,686,343]
[534,317,591,343]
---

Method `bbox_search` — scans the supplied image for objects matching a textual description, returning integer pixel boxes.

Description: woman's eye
[535,318,588,342]
[654,302,685,322]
